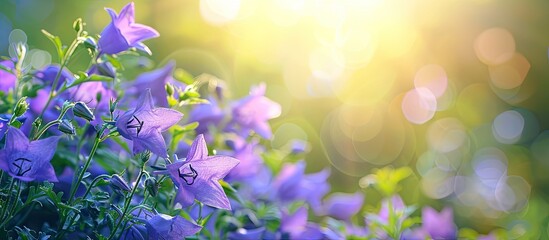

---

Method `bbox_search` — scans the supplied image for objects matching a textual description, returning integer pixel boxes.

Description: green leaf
[41,29,64,61]
[0,63,13,74]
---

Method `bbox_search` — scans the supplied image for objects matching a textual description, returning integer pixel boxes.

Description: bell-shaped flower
[188,97,224,138]
[166,134,239,210]
[116,89,183,157]
[0,127,60,182]
[228,83,281,139]
[98,2,159,55]
[145,213,202,239]
[0,60,16,92]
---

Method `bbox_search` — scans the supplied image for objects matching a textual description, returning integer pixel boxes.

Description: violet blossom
[166,134,239,210]
[0,127,60,182]
[128,61,184,108]
[322,192,365,221]
[0,60,15,92]
[98,2,160,55]
[280,206,323,240]
[145,213,202,239]
[116,89,182,157]
[228,83,281,139]
[420,207,457,239]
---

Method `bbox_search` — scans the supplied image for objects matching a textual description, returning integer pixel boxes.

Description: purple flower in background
[0,60,16,92]
[421,207,457,239]
[0,115,9,140]
[68,81,115,113]
[99,2,159,55]
[281,207,323,240]
[166,134,239,210]
[0,127,60,182]
[222,136,263,181]
[129,61,184,108]
[229,83,281,139]
[116,89,183,157]
[35,64,74,89]
[274,161,330,210]
[228,227,266,240]
[323,192,364,220]
[146,213,202,239]
[188,97,224,138]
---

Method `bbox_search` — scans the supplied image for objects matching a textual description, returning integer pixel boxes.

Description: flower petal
[116,2,135,26]
[124,24,160,46]
[189,178,231,210]
[150,108,183,132]
[6,127,29,152]
[186,134,208,161]
[175,188,195,208]
[132,129,167,157]
[135,88,154,112]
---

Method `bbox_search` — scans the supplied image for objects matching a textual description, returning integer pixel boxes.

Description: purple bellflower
[35,64,74,89]
[274,161,330,211]
[323,192,364,221]
[146,213,202,239]
[128,61,184,108]
[0,127,60,182]
[222,136,263,182]
[281,206,323,240]
[188,97,224,139]
[116,89,183,157]
[0,115,9,140]
[421,207,457,239]
[166,134,239,210]
[0,60,15,92]
[228,227,266,240]
[229,83,281,139]
[99,2,159,55]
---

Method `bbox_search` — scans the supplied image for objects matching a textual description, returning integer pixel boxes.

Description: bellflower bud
[97,62,116,78]
[145,177,158,197]
[58,119,75,135]
[13,97,29,118]
[110,174,131,192]
[73,101,95,121]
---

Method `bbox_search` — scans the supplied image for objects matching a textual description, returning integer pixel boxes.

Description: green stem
[108,168,146,240]
[0,178,15,222]
[82,174,110,199]
[37,37,81,122]
[68,134,101,204]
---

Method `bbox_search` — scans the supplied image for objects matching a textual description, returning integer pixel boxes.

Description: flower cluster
[0,2,506,240]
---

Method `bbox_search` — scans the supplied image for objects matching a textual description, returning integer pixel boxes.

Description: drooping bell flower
[0,60,16,93]
[228,83,281,139]
[98,2,159,55]
[0,127,60,182]
[145,213,202,239]
[116,89,183,157]
[166,134,239,210]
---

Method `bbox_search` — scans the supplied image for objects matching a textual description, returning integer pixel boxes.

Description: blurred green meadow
[2,0,549,237]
